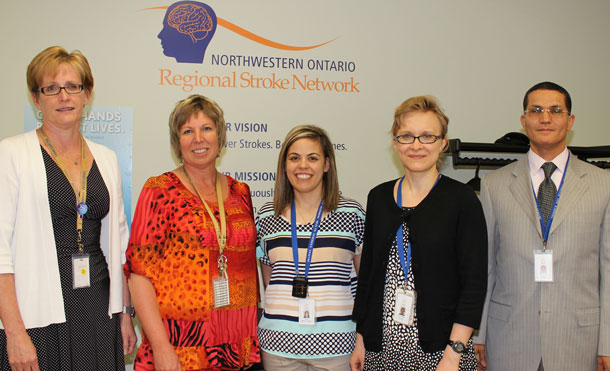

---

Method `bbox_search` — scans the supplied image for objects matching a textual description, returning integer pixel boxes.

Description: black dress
[0,148,124,371]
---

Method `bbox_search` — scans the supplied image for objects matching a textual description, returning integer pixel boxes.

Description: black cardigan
[352,176,487,353]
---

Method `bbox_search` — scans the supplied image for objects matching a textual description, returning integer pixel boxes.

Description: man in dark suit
[474,82,610,371]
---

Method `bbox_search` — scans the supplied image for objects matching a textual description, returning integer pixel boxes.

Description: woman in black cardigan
[350,96,487,371]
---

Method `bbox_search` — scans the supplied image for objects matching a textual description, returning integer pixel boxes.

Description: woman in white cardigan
[0,46,136,371]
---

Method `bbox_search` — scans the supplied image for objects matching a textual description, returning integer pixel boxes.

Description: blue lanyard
[531,155,570,248]
[396,174,441,283]
[291,200,325,279]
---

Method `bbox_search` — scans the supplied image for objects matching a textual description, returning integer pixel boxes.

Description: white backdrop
[1,0,609,368]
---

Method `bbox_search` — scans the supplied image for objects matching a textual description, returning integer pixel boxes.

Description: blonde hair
[392,95,449,138]
[168,95,226,162]
[27,46,94,97]
[273,125,339,215]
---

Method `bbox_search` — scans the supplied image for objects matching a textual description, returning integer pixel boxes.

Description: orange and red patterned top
[125,172,260,370]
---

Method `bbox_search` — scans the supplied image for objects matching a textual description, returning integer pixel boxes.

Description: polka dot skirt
[0,148,124,371]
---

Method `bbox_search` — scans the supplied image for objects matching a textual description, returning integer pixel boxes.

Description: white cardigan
[0,130,129,329]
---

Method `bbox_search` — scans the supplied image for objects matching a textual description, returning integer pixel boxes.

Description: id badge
[292,276,308,298]
[534,249,553,282]
[213,276,231,308]
[72,253,90,289]
[298,298,316,326]
[393,288,416,325]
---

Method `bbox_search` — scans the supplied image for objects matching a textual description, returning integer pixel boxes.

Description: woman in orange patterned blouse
[125,95,260,371]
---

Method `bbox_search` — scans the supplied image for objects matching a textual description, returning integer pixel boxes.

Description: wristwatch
[448,340,467,354]
[122,305,136,318]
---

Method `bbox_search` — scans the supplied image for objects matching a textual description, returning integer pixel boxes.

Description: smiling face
[285,137,330,197]
[179,111,220,170]
[521,89,574,160]
[32,62,90,130]
[393,111,447,175]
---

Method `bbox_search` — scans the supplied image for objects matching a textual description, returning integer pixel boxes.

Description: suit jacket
[475,154,610,371]
[0,130,129,329]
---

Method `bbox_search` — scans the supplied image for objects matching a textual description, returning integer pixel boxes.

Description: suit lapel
[549,155,588,235]
[509,158,541,234]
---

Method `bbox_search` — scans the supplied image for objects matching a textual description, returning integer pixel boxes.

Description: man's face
[521,89,574,157]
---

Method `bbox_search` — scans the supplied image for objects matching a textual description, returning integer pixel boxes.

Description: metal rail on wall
[448,138,610,191]
[449,139,610,169]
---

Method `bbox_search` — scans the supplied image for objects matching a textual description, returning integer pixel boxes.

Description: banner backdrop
[1,1,610,368]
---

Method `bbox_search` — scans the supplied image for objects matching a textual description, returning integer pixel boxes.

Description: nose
[297,157,308,168]
[194,130,203,142]
[57,87,70,100]
[540,109,552,123]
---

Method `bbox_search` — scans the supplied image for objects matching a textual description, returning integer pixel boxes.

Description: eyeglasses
[524,106,570,117]
[39,84,84,96]
[394,134,443,145]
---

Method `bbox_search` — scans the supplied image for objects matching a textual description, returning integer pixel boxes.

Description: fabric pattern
[256,197,365,359]
[364,216,476,371]
[125,172,260,370]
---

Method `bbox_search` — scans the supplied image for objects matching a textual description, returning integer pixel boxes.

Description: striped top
[256,196,365,358]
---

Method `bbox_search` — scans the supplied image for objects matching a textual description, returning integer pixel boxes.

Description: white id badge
[213,276,231,308]
[393,288,416,325]
[534,249,553,282]
[72,253,90,289]
[298,298,316,326]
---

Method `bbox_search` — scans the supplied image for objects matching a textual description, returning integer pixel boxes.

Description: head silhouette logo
[158,1,217,63]
[150,2,337,64]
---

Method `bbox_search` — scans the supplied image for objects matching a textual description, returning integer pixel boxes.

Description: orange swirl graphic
[144,6,336,50]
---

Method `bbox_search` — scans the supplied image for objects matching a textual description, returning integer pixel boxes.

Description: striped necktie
[537,162,557,223]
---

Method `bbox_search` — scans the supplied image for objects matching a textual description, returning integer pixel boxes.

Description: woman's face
[179,111,220,169]
[393,111,447,175]
[32,63,90,130]
[285,138,329,197]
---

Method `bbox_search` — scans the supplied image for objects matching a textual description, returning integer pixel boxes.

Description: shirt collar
[528,147,569,177]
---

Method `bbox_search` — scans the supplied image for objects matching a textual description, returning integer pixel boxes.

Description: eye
[308,155,319,162]
[44,85,58,93]
[288,155,299,161]
[421,134,435,140]
[550,107,563,114]
[202,126,214,131]
[182,128,193,135]
[531,107,543,114]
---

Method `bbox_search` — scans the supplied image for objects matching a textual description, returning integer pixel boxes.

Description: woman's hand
[152,343,181,371]
[6,331,39,371]
[350,332,365,371]
[120,314,138,355]
[435,345,461,371]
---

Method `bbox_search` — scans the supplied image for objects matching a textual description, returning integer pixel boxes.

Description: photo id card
[393,288,416,325]
[213,276,231,308]
[534,249,553,282]
[72,253,90,289]
[298,298,316,326]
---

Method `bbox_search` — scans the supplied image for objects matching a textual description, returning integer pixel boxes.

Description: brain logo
[167,4,213,43]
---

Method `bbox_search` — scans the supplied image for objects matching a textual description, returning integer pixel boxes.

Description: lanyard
[531,154,570,249]
[183,167,228,275]
[39,128,88,253]
[291,200,324,279]
[395,174,441,284]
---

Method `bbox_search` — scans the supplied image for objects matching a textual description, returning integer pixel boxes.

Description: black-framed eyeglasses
[394,134,444,144]
[39,84,84,96]
[524,106,570,117]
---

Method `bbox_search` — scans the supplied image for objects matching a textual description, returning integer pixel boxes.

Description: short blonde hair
[169,94,226,162]
[392,95,449,138]
[273,125,339,215]
[27,46,94,97]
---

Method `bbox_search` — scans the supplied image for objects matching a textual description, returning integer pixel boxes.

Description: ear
[83,89,91,106]
[324,157,330,172]
[31,92,41,111]
[520,114,526,130]
[567,114,575,131]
